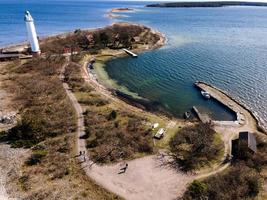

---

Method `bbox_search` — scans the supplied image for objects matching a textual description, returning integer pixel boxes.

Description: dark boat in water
[184,111,191,119]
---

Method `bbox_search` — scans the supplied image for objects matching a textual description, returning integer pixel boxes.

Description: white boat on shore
[201,91,211,99]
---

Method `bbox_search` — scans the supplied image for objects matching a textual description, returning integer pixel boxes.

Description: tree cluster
[168,123,223,171]
[40,23,161,54]
[183,163,262,200]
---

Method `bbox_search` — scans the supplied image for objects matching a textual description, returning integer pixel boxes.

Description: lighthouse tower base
[32,51,41,57]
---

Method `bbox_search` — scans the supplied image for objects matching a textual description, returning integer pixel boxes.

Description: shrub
[169,123,223,171]
[84,110,153,163]
[25,152,46,166]
[18,175,29,191]
[233,136,267,172]
[185,180,208,200]
[107,110,117,121]
[183,163,263,200]
[6,118,44,148]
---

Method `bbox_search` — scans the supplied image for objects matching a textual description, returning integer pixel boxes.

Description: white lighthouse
[24,11,41,56]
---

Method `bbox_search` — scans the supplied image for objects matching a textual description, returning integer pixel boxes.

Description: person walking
[119,163,128,174]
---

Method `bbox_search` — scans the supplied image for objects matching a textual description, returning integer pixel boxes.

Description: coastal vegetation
[0,58,121,199]
[64,62,154,164]
[2,56,75,148]
[40,23,161,55]
[168,123,224,171]
[183,135,267,200]
[0,22,166,199]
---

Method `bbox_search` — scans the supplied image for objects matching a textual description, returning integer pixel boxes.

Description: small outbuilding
[231,131,257,158]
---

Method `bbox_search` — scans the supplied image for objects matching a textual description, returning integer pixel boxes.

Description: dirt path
[62,60,193,199]
[0,144,28,200]
[0,170,8,200]
[61,59,233,200]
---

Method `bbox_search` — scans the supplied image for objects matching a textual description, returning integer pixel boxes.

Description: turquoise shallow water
[0,1,266,127]
[105,6,267,125]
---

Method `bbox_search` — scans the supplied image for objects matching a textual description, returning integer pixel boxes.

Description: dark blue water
[106,6,267,124]
[0,1,266,126]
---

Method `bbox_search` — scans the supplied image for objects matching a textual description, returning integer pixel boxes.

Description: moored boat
[201,90,211,99]
[184,111,191,119]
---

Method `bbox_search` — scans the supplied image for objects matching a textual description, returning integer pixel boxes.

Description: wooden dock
[123,48,138,57]
[192,106,211,123]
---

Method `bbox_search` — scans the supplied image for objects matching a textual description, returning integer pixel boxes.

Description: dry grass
[18,134,121,200]
[3,57,76,147]
[1,59,122,199]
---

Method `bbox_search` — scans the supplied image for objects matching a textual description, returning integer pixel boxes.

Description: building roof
[239,131,257,153]
[0,54,19,61]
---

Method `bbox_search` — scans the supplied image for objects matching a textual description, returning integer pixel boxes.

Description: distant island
[147,1,267,8]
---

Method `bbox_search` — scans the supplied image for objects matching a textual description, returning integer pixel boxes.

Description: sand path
[61,60,193,199]
[61,59,234,200]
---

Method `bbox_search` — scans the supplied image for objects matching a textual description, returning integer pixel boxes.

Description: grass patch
[154,122,182,149]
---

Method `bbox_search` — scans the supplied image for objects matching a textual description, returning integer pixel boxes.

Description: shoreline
[82,24,170,117]
[92,53,266,134]
[1,21,265,132]
[80,24,172,119]
[195,81,266,133]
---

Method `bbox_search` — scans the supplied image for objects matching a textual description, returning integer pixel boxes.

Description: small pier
[194,81,245,126]
[192,106,211,123]
[123,48,138,57]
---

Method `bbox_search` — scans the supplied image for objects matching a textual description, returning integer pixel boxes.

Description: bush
[234,136,267,172]
[169,123,223,171]
[6,119,44,148]
[84,109,153,163]
[25,152,46,166]
[107,110,117,121]
[18,175,29,191]
[183,163,263,200]
[185,180,208,200]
